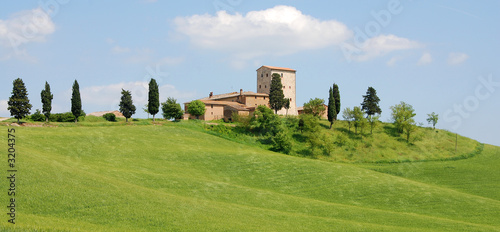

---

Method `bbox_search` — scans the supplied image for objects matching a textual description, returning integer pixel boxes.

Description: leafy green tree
[187,100,206,119]
[30,109,45,122]
[119,89,136,122]
[148,78,160,122]
[352,106,366,134]
[8,78,32,123]
[327,86,336,129]
[332,83,340,120]
[71,80,82,123]
[269,73,285,114]
[40,81,53,122]
[299,113,321,134]
[361,87,381,117]
[251,105,281,136]
[342,107,354,132]
[162,97,184,121]
[426,112,439,129]
[390,101,417,142]
[303,98,325,118]
[271,128,293,154]
[367,115,380,134]
[299,114,322,155]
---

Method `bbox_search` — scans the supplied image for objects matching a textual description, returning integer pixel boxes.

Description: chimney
[240,89,243,96]
[209,92,213,98]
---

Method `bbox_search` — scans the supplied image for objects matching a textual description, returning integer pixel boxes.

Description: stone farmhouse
[184,65,298,121]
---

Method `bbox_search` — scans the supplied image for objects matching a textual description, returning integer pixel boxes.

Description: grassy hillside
[1,123,499,231]
[202,118,481,163]
[315,120,481,163]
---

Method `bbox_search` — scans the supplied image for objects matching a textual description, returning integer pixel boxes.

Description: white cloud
[76,82,195,113]
[0,8,55,59]
[386,56,403,66]
[447,52,468,65]
[112,45,130,54]
[174,5,352,60]
[0,100,9,117]
[417,52,432,65]
[175,6,423,65]
[348,34,422,62]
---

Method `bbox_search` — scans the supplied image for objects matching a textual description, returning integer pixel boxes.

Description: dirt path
[0,118,9,122]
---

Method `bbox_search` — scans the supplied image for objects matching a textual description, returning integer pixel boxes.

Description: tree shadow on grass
[292,133,307,143]
[296,148,318,158]
[383,124,400,137]
[320,123,330,130]
[383,124,408,143]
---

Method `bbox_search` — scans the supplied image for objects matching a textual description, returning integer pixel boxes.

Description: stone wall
[257,66,297,115]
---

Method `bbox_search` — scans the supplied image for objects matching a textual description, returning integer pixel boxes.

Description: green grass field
[1,122,499,231]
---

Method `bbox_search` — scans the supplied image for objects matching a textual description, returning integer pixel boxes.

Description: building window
[265,85,267,88]
[211,104,213,108]
[255,96,257,99]
[290,98,292,102]
[211,112,213,115]
[283,85,285,89]
[281,73,283,77]
[266,73,268,77]
[259,85,261,89]
[264,96,266,100]
[289,86,291,89]
[261,73,263,77]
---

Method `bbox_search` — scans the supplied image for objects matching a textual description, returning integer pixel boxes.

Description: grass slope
[1,124,499,231]
[315,120,480,163]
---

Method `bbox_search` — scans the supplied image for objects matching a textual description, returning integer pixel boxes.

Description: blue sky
[1,1,499,146]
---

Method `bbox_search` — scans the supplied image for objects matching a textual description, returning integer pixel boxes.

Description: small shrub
[49,112,76,122]
[233,113,252,131]
[321,134,335,156]
[207,124,233,136]
[283,116,299,132]
[103,113,116,122]
[271,128,293,154]
[30,109,45,122]
[335,133,349,147]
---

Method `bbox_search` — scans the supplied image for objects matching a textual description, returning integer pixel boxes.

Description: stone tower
[256,65,297,115]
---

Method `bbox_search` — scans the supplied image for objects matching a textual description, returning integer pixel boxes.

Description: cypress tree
[71,80,82,123]
[327,86,336,129]
[40,81,53,122]
[269,73,285,114]
[119,89,136,122]
[148,78,160,122]
[332,83,340,120]
[284,98,290,116]
[8,78,32,123]
[361,87,381,117]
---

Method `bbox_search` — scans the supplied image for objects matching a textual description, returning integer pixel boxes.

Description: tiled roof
[199,100,250,111]
[258,65,296,72]
[199,91,268,101]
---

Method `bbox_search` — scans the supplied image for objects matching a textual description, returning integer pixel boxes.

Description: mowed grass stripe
[360,144,500,201]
